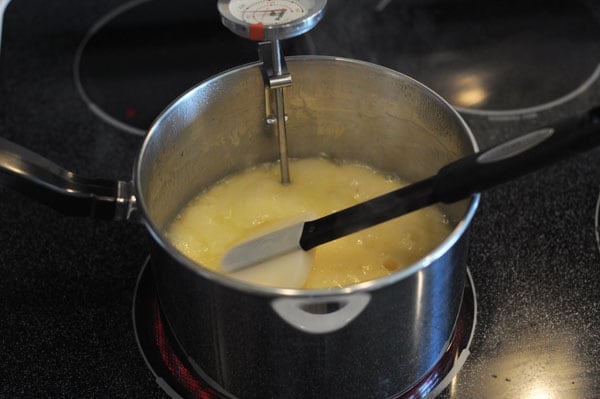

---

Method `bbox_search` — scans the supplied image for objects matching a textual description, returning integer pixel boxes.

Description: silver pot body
[136,56,479,398]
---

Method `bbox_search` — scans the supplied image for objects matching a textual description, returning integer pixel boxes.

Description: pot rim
[135,55,481,297]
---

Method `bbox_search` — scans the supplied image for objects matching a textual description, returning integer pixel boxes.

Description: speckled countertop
[1,0,599,398]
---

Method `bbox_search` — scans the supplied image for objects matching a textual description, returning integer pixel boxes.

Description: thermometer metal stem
[218,0,326,184]
[270,40,291,184]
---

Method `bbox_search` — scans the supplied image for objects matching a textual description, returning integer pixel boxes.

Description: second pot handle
[0,136,134,220]
[271,293,371,334]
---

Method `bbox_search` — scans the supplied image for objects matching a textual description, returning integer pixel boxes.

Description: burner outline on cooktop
[73,0,316,136]
[318,0,600,119]
[459,65,600,120]
[73,0,153,136]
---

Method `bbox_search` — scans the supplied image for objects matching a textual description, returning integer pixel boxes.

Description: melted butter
[166,158,451,289]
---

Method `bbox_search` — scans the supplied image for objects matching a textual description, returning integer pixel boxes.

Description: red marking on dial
[249,23,265,41]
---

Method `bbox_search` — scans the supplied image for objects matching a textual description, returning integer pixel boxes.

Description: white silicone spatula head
[221,212,316,289]
[228,249,314,289]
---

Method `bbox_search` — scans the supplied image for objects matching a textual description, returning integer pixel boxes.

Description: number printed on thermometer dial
[229,0,308,25]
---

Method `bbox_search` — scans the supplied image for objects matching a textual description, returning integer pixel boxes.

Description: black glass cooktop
[1,0,600,398]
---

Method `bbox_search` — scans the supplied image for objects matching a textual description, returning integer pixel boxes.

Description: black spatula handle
[300,177,437,250]
[300,107,600,251]
[434,106,600,203]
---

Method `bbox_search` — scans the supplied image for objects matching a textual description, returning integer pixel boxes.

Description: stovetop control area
[1,0,600,397]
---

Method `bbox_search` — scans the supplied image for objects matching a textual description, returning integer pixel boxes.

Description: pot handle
[0,136,134,220]
[271,293,371,334]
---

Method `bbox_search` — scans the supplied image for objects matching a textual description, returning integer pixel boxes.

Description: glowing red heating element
[401,306,467,398]
[153,300,218,399]
[151,296,467,398]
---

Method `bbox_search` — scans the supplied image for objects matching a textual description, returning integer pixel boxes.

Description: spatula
[221,106,600,276]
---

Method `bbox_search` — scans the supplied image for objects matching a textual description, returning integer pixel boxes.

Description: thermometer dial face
[230,1,307,26]
[218,0,326,41]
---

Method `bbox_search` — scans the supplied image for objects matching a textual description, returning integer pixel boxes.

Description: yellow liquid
[166,158,451,289]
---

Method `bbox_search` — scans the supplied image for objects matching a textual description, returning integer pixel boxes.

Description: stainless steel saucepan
[1,56,479,398]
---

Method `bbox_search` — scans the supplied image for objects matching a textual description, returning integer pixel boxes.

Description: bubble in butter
[165,158,451,289]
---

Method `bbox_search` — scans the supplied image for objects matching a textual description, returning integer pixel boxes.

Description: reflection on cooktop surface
[317,0,600,115]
